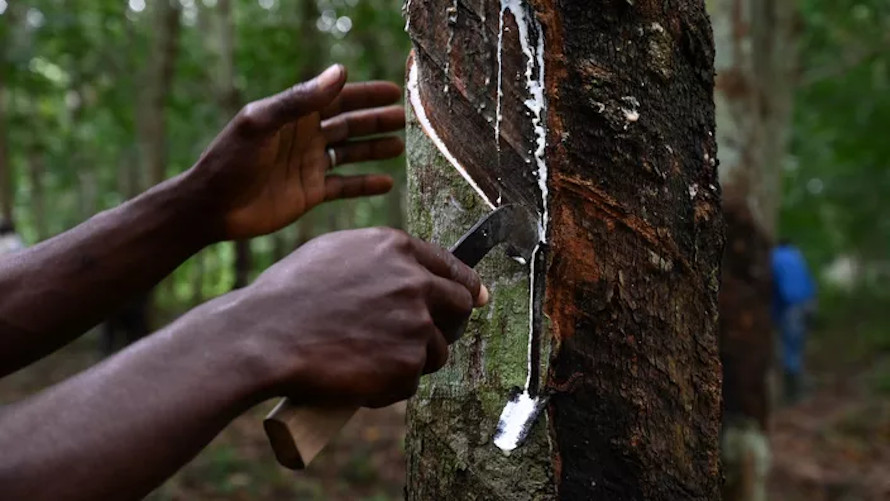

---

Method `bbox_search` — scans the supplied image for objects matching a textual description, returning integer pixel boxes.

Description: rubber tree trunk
[404,1,723,499]
[711,1,797,499]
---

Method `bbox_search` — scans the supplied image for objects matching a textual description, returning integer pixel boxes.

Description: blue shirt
[772,244,816,315]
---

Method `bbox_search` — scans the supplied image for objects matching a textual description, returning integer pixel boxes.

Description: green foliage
[2,0,409,304]
[785,0,890,268]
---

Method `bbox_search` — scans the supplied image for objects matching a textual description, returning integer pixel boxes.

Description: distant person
[0,219,25,256]
[772,239,817,403]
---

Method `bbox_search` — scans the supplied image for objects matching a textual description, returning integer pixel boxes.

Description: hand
[217,228,488,408]
[193,65,405,240]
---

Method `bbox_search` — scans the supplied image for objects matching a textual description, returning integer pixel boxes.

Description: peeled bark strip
[406,1,723,499]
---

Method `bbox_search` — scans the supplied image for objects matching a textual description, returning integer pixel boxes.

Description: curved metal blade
[449,204,538,268]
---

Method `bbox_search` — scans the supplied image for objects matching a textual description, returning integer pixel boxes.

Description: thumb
[239,64,347,134]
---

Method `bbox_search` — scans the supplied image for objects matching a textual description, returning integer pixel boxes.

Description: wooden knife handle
[263,398,358,469]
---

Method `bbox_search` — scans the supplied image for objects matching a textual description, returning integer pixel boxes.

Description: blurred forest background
[0,0,889,499]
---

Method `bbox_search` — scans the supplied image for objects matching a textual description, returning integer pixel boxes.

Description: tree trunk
[711,1,797,499]
[27,149,46,240]
[284,0,323,253]
[134,0,181,327]
[212,0,252,289]
[140,0,181,190]
[404,1,723,499]
[0,13,12,224]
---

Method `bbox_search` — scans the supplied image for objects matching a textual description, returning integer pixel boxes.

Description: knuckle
[455,263,480,292]
[456,288,474,314]
[290,80,314,97]
[385,228,413,250]
[391,351,423,380]
[412,310,436,332]
[236,104,263,132]
[367,227,405,247]
[401,268,430,296]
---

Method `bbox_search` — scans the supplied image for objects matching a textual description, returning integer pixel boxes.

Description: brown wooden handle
[263,398,358,470]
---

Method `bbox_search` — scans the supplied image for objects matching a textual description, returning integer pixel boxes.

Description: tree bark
[405,1,723,499]
[711,1,797,499]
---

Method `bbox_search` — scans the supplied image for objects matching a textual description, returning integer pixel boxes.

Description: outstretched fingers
[322,105,406,144]
[323,174,394,201]
[320,81,402,119]
[237,65,347,134]
[327,137,404,169]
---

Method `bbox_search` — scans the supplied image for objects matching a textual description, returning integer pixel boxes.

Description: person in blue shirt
[772,240,817,403]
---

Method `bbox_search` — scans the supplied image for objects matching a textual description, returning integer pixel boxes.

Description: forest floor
[0,331,407,500]
[1,322,888,500]
[767,326,890,501]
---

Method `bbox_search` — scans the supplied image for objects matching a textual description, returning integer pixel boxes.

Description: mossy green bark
[404,105,556,500]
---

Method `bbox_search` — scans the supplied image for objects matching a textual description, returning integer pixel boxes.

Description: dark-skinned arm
[0,64,404,376]
[0,172,214,375]
[0,229,486,501]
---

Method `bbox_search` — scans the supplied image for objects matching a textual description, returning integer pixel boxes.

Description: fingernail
[317,64,344,90]
[477,284,490,307]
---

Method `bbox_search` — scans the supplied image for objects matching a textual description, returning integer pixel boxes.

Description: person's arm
[0,64,405,376]
[0,228,485,501]
[0,173,213,375]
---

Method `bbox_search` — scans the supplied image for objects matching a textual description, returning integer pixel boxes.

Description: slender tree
[404,1,723,498]
[282,0,324,258]
[26,148,45,240]
[140,0,181,190]
[210,0,253,289]
[127,0,182,334]
[710,0,798,499]
[0,10,12,224]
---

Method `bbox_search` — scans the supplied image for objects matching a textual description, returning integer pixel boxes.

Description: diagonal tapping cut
[405,0,550,454]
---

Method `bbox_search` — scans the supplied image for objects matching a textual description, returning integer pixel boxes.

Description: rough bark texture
[711,0,797,499]
[405,1,723,499]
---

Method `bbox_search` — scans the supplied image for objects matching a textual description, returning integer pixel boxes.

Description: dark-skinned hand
[193,64,405,239]
[0,63,494,501]
[206,228,489,409]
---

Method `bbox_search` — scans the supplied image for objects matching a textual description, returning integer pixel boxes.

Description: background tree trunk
[275,0,323,259]
[711,1,798,499]
[140,0,181,191]
[405,1,723,499]
[213,0,251,289]
[129,0,181,334]
[26,149,45,240]
[0,12,12,224]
